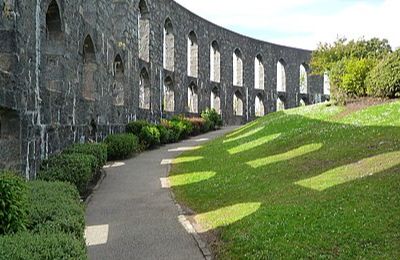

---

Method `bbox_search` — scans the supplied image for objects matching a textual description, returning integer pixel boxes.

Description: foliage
[0,232,87,260]
[170,116,194,139]
[201,108,223,130]
[126,120,150,136]
[170,101,400,258]
[26,181,85,240]
[160,120,180,143]
[64,143,108,168]
[38,153,97,195]
[156,125,172,144]
[366,49,400,98]
[139,126,161,148]
[0,171,28,235]
[311,37,392,100]
[341,58,376,96]
[187,117,211,135]
[104,133,139,161]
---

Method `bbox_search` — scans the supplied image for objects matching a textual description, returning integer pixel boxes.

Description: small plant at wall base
[201,108,223,130]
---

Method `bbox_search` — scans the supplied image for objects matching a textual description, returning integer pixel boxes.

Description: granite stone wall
[0,0,327,178]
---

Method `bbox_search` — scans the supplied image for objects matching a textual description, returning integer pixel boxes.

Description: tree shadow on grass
[170,107,400,259]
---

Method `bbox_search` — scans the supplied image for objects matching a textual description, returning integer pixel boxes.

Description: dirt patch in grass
[333,97,395,120]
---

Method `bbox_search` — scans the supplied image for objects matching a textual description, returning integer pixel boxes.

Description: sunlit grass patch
[169,171,217,187]
[223,126,264,144]
[247,143,323,169]
[194,203,262,232]
[172,156,204,164]
[228,133,281,155]
[296,151,400,191]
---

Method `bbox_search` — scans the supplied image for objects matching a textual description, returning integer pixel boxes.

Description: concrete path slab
[86,127,238,260]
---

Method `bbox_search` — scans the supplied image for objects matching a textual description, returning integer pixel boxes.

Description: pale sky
[174,0,400,50]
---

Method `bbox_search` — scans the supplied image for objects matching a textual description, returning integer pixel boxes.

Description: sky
[174,0,400,50]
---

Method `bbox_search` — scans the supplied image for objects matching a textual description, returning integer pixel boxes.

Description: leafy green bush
[139,126,161,148]
[0,171,28,235]
[126,120,150,136]
[0,232,87,260]
[311,37,392,100]
[26,181,85,240]
[64,143,107,168]
[201,108,223,130]
[38,153,96,195]
[157,125,171,144]
[170,116,193,139]
[161,120,180,143]
[366,50,400,98]
[104,133,139,160]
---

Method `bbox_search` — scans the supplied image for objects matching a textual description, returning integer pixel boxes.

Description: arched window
[299,98,306,107]
[324,73,331,95]
[163,77,175,112]
[300,64,308,94]
[255,94,265,117]
[138,0,150,62]
[210,87,221,114]
[163,18,174,71]
[188,83,198,113]
[277,59,286,92]
[187,31,198,77]
[233,91,244,116]
[139,68,150,109]
[210,41,221,83]
[83,35,96,100]
[276,97,285,111]
[113,55,124,106]
[233,49,243,86]
[46,0,62,41]
[255,55,264,89]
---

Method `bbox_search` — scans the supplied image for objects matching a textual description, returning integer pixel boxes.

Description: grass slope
[169,101,400,259]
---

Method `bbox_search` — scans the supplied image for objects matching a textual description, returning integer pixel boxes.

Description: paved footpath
[86,127,238,260]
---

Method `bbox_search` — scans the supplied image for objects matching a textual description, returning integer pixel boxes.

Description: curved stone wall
[0,0,327,177]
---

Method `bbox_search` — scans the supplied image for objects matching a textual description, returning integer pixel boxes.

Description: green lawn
[169,101,400,259]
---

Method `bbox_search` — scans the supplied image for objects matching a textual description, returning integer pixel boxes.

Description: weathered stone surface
[0,0,327,178]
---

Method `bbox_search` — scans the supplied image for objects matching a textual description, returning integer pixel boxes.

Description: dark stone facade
[0,0,327,178]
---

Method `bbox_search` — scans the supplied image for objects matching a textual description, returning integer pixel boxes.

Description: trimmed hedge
[126,120,150,136]
[170,116,193,140]
[26,181,85,240]
[64,143,108,168]
[0,232,87,260]
[0,171,28,235]
[38,153,97,195]
[105,133,139,160]
[366,49,400,98]
[139,126,161,148]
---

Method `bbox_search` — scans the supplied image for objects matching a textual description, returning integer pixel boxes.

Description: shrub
[170,116,193,139]
[157,125,171,144]
[0,171,28,235]
[160,120,180,143]
[126,120,150,136]
[27,181,85,240]
[187,117,212,135]
[139,125,161,148]
[64,143,108,168]
[201,108,223,130]
[0,232,87,260]
[104,133,139,160]
[366,50,400,98]
[38,153,97,195]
